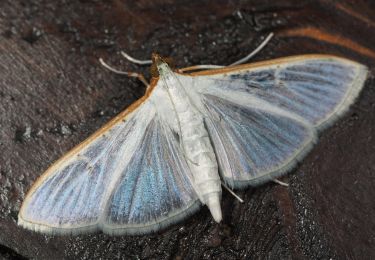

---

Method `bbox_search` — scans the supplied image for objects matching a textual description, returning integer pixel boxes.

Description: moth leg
[121,51,152,65]
[99,58,149,87]
[178,32,274,73]
[221,181,244,203]
[272,178,289,187]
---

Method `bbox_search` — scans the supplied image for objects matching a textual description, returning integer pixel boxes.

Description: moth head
[150,53,175,78]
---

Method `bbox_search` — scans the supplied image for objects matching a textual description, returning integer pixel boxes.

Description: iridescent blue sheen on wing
[104,117,199,234]
[19,84,199,235]
[19,103,156,233]
[188,56,367,188]
[201,57,366,129]
[203,94,315,188]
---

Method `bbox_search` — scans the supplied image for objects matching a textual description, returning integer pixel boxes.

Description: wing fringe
[314,64,368,130]
[18,201,201,235]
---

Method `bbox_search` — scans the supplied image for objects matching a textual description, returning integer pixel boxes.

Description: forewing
[18,84,199,235]
[192,55,368,130]
[18,101,155,234]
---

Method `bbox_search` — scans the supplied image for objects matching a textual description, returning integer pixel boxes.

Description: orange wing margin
[183,54,358,76]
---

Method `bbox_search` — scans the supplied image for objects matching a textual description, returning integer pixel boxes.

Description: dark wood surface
[1,0,374,259]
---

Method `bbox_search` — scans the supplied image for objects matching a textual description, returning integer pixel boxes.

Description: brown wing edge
[183,54,367,76]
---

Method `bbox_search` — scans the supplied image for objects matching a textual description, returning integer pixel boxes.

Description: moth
[18,34,368,235]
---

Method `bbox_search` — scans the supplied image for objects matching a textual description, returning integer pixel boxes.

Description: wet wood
[0,0,374,259]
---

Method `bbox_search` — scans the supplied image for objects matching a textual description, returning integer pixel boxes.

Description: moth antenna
[272,178,289,187]
[179,32,274,73]
[221,182,244,203]
[230,32,274,66]
[99,58,130,75]
[121,51,153,65]
[99,58,149,87]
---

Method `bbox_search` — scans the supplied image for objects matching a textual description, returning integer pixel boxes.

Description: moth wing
[191,55,368,130]
[202,93,316,188]
[183,55,367,188]
[18,83,199,235]
[102,114,200,235]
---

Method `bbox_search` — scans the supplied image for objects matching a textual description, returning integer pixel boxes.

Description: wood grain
[0,0,374,259]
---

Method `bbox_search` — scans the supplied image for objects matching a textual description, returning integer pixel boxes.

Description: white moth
[18,34,368,235]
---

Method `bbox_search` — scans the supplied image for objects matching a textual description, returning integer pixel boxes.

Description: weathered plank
[0,0,374,259]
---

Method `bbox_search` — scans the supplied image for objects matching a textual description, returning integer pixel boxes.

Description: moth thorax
[150,55,175,78]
